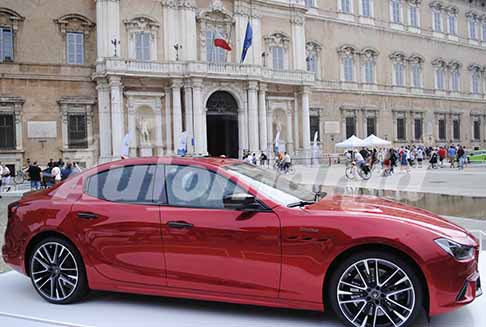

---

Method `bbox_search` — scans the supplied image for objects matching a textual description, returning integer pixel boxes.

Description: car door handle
[167,221,194,229]
[77,212,98,220]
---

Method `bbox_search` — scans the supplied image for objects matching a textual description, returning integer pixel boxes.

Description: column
[96,79,112,161]
[408,111,414,142]
[192,78,207,155]
[110,76,125,159]
[162,1,179,60]
[247,81,259,152]
[184,81,194,153]
[164,87,173,154]
[293,94,300,151]
[96,0,121,59]
[290,12,306,70]
[301,88,311,153]
[172,79,183,152]
[126,97,137,157]
[258,83,268,153]
[14,104,23,151]
[154,98,164,156]
[266,107,273,154]
[286,102,294,154]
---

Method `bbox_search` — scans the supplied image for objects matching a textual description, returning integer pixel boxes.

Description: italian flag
[214,32,232,51]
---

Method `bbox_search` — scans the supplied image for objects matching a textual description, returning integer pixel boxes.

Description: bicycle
[345,162,372,180]
[14,170,29,184]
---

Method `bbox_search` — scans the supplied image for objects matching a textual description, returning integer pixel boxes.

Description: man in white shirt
[51,165,62,184]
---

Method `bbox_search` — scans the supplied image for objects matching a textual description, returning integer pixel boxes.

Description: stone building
[1,0,486,170]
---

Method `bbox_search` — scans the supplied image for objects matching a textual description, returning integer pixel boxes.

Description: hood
[306,195,476,245]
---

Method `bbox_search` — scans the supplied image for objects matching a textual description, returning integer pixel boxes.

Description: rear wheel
[328,250,423,327]
[29,237,88,304]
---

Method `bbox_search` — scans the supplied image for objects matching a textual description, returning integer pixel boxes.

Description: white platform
[0,253,484,327]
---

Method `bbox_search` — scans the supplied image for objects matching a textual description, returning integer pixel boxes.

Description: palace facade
[1,0,486,170]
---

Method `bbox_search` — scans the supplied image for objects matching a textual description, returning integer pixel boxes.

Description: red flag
[214,38,232,51]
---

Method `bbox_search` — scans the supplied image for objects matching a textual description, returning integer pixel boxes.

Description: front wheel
[345,166,355,179]
[29,237,88,304]
[358,168,372,180]
[328,251,423,327]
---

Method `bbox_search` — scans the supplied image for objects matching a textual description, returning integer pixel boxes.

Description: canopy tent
[335,135,366,149]
[362,134,391,147]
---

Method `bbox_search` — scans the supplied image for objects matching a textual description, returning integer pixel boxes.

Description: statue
[137,118,152,145]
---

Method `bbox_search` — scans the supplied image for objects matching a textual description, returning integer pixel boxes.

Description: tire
[345,167,355,179]
[29,237,88,304]
[328,250,424,327]
[358,168,372,181]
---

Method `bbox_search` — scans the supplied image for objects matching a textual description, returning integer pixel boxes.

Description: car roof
[96,156,242,170]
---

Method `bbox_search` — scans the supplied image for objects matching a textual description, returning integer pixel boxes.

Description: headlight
[434,238,474,261]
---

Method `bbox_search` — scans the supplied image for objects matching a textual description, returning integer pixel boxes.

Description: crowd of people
[346,144,470,177]
[0,158,82,193]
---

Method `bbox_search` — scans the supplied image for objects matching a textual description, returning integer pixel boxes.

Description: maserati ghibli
[2,157,482,327]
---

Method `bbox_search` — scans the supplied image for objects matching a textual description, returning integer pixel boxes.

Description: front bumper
[456,272,482,303]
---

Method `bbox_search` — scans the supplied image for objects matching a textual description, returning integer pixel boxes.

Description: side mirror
[223,193,259,211]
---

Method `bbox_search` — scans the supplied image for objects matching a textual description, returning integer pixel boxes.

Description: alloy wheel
[336,258,415,327]
[30,242,79,301]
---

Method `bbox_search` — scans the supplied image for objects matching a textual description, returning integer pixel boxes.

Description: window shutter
[67,33,76,64]
[206,30,213,62]
[0,29,3,60]
[142,33,151,61]
[3,28,13,60]
[135,32,143,60]
[76,33,84,64]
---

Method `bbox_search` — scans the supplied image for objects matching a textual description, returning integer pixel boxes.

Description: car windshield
[223,163,320,207]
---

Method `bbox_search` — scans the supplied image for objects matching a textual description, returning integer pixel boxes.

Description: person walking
[400,148,410,173]
[61,161,73,180]
[28,162,42,190]
[1,163,12,192]
[259,152,267,166]
[448,145,457,168]
[283,152,291,173]
[72,162,82,175]
[51,164,62,185]
[457,146,465,170]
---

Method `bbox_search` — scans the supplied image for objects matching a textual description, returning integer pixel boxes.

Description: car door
[72,163,166,286]
[159,164,281,298]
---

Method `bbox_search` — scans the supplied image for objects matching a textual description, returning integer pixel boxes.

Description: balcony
[95,58,315,85]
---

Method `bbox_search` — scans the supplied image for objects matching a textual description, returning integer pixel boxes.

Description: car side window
[86,164,157,203]
[165,165,247,209]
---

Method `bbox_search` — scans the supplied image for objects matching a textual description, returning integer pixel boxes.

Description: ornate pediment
[0,8,25,30]
[265,32,291,49]
[197,2,233,25]
[54,14,95,37]
[124,16,160,32]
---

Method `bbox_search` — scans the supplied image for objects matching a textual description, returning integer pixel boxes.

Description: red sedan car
[2,157,482,327]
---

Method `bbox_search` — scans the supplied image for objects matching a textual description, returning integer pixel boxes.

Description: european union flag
[241,21,253,63]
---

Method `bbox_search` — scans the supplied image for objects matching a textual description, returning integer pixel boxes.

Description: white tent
[362,134,391,147]
[335,135,366,149]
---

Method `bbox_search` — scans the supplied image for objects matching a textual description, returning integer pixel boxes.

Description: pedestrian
[72,161,82,175]
[448,145,456,168]
[1,163,12,192]
[51,163,62,184]
[57,158,65,169]
[438,146,446,167]
[457,146,465,170]
[61,161,73,180]
[28,161,42,190]
[400,149,410,173]
[416,147,424,168]
[283,152,291,172]
[259,152,267,166]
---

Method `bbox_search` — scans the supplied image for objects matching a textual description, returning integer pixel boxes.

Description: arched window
[306,41,322,78]
[124,16,159,61]
[432,58,447,90]
[54,14,95,65]
[389,52,407,87]
[0,8,25,62]
[264,32,290,70]
[197,6,233,63]
[360,48,378,84]
[409,55,424,89]
[338,45,357,82]
[448,61,461,93]
[469,64,482,95]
